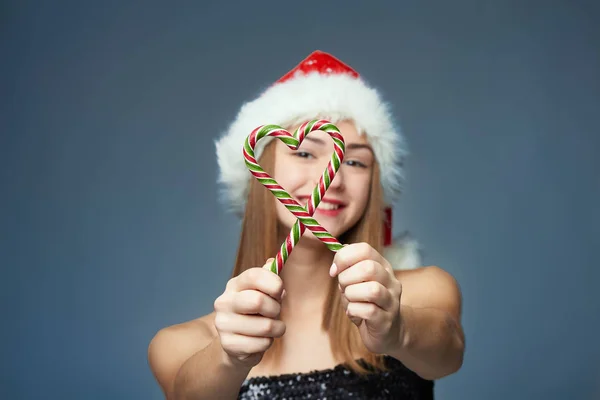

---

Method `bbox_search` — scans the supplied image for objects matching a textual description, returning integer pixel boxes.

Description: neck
[277,228,334,322]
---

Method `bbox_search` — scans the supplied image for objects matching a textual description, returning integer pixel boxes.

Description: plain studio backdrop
[1,1,599,399]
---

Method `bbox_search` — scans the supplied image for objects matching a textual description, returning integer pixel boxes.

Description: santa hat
[215,50,421,270]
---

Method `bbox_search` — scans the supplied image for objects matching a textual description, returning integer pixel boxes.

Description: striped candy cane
[243,119,346,274]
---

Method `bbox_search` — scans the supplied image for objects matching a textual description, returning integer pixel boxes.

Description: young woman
[148,50,465,399]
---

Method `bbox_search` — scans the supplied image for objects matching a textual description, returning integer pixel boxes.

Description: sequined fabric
[238,356,433,399]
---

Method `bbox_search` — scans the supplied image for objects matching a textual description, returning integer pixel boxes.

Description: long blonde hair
[229,138,389,374]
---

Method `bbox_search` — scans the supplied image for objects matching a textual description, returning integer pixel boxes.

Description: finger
[262,258,275,271]
[343,281,394,310]
[215,313,286,338]
[233,290,281,318]
[220,334,273,356]
[233,267,284,301]
[339,287,363,326]
[330,242,383,278]
[339,286,349,311]
[337,260,390,292]
[335,284,360,325]
[348,315,363,326]
[346,302,386,325]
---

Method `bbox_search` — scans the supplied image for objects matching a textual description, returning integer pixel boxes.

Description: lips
[297,195,347,215]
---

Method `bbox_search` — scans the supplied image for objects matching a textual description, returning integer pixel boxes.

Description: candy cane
[243,119,345,274]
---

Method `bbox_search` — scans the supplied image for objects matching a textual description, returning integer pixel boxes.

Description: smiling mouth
[318,202,342,210]
[297,196,346,211]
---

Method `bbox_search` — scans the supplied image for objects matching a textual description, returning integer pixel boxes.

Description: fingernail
[329,263,337,277]
[263,258,275,270]
[281,289,287,299]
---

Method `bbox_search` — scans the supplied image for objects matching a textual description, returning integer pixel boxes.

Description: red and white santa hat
[215,50,421,269]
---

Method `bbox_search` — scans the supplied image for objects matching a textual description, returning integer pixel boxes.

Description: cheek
[274,198,289,220]
[273,160,304,192]
[351,177,372,208]
[272,161,303,219]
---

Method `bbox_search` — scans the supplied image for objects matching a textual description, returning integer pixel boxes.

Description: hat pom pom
[383,232,422,270]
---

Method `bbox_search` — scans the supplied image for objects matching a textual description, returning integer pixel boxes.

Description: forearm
[388,305,464,380]
[173,336,251,400]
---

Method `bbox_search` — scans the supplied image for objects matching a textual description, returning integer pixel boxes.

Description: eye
[295,151,314,159]
[345,160,367,168]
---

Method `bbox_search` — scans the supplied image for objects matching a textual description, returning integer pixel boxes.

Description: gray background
[2,1,599,399]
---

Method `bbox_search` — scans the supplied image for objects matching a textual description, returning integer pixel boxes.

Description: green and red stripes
[243,119,346,274]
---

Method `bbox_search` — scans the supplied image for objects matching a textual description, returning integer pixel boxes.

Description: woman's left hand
[330,242,403,355]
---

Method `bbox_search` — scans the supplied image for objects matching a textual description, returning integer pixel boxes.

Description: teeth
[319,203,340,210]
[299,199,342,211]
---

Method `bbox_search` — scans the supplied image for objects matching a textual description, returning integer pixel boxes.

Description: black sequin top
[238,356,434,399]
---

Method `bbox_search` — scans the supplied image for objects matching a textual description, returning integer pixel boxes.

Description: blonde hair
[229,138,389,375]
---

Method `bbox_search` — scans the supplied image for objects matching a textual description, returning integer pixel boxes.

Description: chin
[309,224,347,242]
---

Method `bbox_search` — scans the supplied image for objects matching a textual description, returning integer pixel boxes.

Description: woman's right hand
[213,258,286,368]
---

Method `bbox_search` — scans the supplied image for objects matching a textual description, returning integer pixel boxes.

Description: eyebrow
[304,136,374,152]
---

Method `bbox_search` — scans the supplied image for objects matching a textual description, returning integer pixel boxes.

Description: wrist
[388,305,412,358]
[398,305,412,349]
[216,338,258,373]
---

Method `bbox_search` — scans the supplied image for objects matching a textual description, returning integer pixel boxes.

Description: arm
[148,320,251,400]
[331,244,465,381]
[148,263,285,399]
[388,266,465,380]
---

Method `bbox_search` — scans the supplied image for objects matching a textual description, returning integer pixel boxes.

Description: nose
[327,164,346,191]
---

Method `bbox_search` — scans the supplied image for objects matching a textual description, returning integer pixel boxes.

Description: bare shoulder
[394,265,459,286]
[394,266,462,315]
[148,312,217,397]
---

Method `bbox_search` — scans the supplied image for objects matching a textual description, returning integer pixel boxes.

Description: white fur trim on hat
[215,72,407,215]
[384,233,422,270]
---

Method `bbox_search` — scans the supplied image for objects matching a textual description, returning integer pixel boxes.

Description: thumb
[262,258,275,270]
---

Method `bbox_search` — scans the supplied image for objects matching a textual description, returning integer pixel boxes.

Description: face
[272,120,375,241]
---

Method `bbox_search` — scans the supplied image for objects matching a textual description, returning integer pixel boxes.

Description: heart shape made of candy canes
[244,119,346,275]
